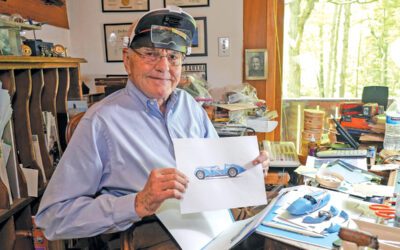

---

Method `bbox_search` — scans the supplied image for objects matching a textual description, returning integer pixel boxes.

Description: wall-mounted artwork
[245,49,268,80]
[163,0,209,8]
[102,0,149,12]
[103,23,131,62]
[182,63,207,81]
[189,17,207,57]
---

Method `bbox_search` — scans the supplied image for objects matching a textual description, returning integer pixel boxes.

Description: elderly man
[36,7,269,249]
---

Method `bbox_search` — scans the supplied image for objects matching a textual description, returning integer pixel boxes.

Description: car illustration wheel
[228,167,238,177]
[195,170,205,179]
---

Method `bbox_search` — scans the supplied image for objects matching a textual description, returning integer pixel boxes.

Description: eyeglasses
[132,48,185,66]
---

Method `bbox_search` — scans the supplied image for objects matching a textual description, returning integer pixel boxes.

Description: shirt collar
[125,79,179,112]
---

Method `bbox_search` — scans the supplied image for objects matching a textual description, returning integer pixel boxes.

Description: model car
[194,164,247,180]
[287,190,331,216]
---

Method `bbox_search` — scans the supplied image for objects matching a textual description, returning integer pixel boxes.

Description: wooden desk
[233,233,303,250]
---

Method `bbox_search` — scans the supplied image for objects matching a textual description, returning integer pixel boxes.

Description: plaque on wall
[163,0,209,8]
[102,0,149,12]
[103,23,131,62]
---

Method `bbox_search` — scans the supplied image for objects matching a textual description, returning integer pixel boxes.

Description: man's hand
[135,168,189,218]
[252,150,270,174]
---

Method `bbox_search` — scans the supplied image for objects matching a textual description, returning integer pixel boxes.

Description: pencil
[261,221,325,238]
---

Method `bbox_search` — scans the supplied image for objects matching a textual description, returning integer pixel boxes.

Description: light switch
[218,37,230,57]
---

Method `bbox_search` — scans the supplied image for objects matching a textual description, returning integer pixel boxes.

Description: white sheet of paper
[2,121,20,199]
[246,118,278,133]
[1,140,11,167]
[203,204,273,250]
[370,164,400,171]
[306,156,368,170]
[0,88,13,138]
[32,135,46,183]
[0,141,12,205]
[20,165,38,197]
[352,183,395,198]
[173,136,267,214]
[156,199,233,250]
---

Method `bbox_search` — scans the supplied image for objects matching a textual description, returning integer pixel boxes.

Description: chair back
[65,112,85,144]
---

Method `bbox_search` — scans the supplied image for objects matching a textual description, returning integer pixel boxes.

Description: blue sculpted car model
[287,190,331,216]
[194,164,247,180]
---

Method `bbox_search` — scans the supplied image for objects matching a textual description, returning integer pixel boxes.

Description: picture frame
[189,17,208,57]
[245,49,268,80]
[101,0,149,12]
[163,0,209,8]
[103,23,131,62]
[182,63,207,81]
[106,74,128,78]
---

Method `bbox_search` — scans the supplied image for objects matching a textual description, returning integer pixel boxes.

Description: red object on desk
[369,204,395,219]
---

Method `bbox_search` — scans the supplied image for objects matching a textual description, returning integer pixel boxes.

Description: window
[281,0,400,147]
[283,0,400,99]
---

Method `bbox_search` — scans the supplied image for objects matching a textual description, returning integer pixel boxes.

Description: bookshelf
[0,56,86,249]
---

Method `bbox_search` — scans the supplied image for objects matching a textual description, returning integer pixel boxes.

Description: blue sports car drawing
[194,164,247,180]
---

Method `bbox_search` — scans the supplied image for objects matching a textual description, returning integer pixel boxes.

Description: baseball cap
[127,6,196,55]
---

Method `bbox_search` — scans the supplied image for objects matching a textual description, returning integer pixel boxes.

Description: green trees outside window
[283,0,400,99]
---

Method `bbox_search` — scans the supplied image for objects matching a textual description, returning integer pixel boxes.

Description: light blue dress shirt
[35,80,218,240]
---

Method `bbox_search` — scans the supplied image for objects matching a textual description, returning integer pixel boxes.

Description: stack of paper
[32,135,46,184]
[0,141,13,205]
[42,111,57,153]
[0,81,13,205]
[0,81,13,139]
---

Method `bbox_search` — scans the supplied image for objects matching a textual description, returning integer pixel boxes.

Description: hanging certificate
[102,0,149,12]
[164,0,209,8]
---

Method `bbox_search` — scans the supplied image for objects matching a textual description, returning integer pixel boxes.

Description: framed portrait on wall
[103,23,131,62]
[182,63,207,81]
[245,49,268,80]
[189,17,208,57]
[163,0,209,8]
[102,0,149,12]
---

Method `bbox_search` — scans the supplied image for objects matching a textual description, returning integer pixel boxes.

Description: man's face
[251,57,261,70]
[123,47,183,101]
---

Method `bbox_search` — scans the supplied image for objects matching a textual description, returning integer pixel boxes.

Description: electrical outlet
[218,37,230,57]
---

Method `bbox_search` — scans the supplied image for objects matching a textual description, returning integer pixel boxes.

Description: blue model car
[287,190,330,216]
[194,164,247,180]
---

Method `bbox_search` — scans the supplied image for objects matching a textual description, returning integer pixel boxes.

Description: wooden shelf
[0,19,42,30]
[0,56,86,63]
[0,57,86,250]
[0,188,45,224]
[0,198,34,224]
[0,56,87,71]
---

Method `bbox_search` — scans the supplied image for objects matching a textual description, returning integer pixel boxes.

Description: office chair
[65,112,85,144]
[362,86,389,110]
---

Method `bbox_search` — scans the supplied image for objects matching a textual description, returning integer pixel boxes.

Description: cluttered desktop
[246,98,400,249]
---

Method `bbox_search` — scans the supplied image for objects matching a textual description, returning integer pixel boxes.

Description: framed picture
[106,74,128,77]
[163,0,209,8]
[245,49,268,80]
[189,17,208,57]
[102,0,149,12]
[182,63,207,81]
[103,23,131,62]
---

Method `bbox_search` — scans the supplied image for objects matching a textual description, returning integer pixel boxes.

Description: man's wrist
[134,192,152,218]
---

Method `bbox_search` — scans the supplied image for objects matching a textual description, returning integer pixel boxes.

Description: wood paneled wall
[244,0,284,141]
[0,0,68,29]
